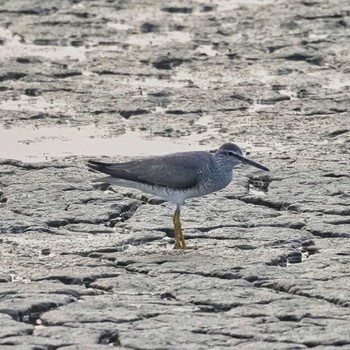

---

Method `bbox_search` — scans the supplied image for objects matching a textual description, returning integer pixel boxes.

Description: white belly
[104,174,232,206]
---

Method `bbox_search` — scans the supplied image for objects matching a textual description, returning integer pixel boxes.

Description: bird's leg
[173,207,182,249]
[177,208,187,249]
[173,206,187,249]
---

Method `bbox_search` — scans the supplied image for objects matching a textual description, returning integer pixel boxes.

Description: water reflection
[0,125,209,162]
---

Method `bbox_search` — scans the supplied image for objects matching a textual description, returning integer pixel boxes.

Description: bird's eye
[227,151,234,156]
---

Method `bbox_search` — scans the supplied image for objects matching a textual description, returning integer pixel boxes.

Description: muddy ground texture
[1,0,350,349]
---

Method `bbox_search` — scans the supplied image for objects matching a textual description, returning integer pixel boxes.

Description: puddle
[0,95,68,113]
[107,22,131,31]
[218,0,277,11]
[0,124,211,163]
[196,45,218,57]
[0,116,270,163]
[0,27,86,61]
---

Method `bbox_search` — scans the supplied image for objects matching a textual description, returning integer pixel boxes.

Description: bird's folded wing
[88,152,211,189]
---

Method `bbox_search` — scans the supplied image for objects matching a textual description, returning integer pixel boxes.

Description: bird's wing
[87,151,212,189]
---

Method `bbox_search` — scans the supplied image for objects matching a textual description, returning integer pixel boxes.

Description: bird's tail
[87,160,116,183]
[87,160,111,173]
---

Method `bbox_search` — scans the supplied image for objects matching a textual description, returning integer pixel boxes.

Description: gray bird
[87,143,269,249]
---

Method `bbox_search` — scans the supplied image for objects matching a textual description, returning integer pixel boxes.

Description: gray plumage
[87,143,269,206]
[88,151,211,189]
[88,142,269,249]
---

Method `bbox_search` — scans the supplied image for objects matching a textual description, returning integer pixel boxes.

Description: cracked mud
[1,0,350,349]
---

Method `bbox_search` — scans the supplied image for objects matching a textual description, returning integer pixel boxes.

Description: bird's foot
[173,243,198,250]
[173,241,182,249]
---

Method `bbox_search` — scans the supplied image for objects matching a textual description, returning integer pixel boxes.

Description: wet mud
[1,0,350,349]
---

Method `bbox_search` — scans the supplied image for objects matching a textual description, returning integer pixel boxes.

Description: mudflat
[0,0,349,349]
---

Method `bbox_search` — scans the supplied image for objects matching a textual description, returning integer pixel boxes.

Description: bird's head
[215,143,269,171]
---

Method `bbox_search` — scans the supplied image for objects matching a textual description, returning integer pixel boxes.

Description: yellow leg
[172,209,182,249]
[173,207,187,249]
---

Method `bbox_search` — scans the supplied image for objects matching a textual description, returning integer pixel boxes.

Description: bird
[87,143,269,249]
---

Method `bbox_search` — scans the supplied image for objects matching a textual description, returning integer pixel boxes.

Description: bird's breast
[197,166,233,194]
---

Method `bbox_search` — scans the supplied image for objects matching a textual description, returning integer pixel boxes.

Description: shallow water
[0,124,211,162]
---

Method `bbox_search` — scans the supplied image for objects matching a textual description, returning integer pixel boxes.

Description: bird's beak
[238,155,270,171]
